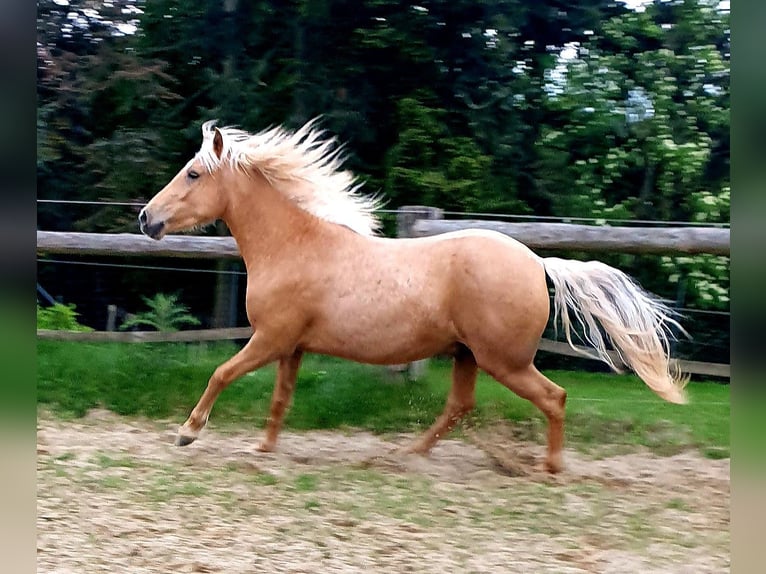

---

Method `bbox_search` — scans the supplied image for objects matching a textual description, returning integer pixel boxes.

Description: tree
[537,1,728,221]
[37,0,182,232]
[534,0,729,308]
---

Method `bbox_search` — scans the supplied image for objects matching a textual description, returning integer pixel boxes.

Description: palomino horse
[139,119,687,473]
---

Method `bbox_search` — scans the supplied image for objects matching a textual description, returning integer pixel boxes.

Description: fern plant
[37,303,93,331]
[120,293,201,332]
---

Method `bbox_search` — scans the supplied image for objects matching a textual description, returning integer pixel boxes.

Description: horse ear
[213,127,224,159]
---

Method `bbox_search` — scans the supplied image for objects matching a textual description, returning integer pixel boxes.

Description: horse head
[139,123,227,240]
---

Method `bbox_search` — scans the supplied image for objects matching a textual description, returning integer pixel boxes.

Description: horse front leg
[257,350,303,452]
[176,333,281,446]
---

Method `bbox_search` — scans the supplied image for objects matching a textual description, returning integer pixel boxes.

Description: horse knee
[209,365,233,389]
[553,386,566,409]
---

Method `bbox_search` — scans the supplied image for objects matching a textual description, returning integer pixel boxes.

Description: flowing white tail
[542,257,689,404]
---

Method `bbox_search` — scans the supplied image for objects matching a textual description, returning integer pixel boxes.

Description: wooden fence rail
[37,327,253,343]
[411,220,730,255]
[37,231,242,259]
[535,338,729,379]
[37,221,730,260]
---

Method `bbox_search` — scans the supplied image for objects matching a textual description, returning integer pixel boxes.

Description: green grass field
[37,340,729,457]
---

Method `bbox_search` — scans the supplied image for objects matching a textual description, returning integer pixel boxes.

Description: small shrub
[37,303,93,331]
[120,293,200,332]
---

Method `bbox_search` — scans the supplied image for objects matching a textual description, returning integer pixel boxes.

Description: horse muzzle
[138,208,166,240]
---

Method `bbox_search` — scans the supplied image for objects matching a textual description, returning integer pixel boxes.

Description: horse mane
[196,119,382,236]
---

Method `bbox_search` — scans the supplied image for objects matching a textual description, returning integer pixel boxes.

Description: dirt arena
[37,409,729,573]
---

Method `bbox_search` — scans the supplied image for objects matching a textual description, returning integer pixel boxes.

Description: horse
[138,119,688,473]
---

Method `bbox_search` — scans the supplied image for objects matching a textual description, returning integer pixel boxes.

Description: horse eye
[188,170,200,180]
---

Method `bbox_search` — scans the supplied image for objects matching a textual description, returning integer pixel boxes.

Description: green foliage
[538,3,729,224]
[120,293,201,332]
[386,95,491,210]
[37,0,729,227]
[37,303,93,332]
[36,0,730,327]
[659,254,729,308]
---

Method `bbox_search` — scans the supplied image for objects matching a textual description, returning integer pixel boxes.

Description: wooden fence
[37,326,253,344]
[36,231,241,259]
[36,206,730,379]
[410,219,730,255]
[36,216,730,258]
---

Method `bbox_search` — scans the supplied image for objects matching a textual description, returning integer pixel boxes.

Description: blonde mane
[196,119,382,236]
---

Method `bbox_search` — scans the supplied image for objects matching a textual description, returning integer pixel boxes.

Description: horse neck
[220,169,325,268]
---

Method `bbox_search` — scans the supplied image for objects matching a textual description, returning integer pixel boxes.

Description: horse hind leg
[405,345,478,455]
[480,361,567,473]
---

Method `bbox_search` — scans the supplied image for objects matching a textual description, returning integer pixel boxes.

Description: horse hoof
[544,458,564,474]
[256,441,276,453]
[400,444,430,457]
[175,434,197,447]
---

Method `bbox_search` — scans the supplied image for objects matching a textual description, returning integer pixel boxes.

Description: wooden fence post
[390,206,444,380]
[396,205,444,239]
[106,305,117,332]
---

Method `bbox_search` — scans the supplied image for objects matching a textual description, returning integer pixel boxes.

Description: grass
[294,473,319,492]
[92,453,138,468]
[146,473,211,501]
[37,340,729,456]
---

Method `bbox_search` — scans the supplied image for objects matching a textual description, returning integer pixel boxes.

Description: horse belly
[304,280,455,364]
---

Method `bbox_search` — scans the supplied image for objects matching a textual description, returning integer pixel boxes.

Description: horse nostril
[138,209,148,226]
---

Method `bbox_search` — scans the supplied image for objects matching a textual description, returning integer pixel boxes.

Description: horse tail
[541,257,689,404]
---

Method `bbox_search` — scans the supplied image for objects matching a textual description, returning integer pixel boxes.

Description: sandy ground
[37,409,729,573]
